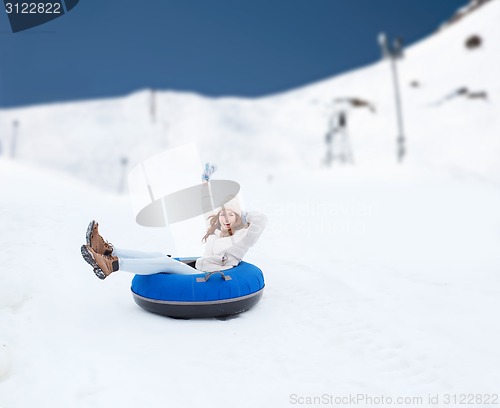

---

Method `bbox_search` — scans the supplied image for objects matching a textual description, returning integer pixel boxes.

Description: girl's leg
[119,256,198,275]
[112,247,165,259]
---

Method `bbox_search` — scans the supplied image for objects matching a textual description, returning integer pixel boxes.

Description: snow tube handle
[196,271,232,283]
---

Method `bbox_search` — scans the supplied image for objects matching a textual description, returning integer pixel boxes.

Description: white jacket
[195,212,268,272]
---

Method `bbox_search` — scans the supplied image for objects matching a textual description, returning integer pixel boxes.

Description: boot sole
[81,245,106,280]
[86,220,113,255]
[85,220,96,248]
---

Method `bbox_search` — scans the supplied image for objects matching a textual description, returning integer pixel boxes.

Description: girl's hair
[202,210,245,243]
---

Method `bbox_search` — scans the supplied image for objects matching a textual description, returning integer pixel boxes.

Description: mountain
[1,0,499,190]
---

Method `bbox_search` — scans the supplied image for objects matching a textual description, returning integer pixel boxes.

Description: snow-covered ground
[1,1,500,407]
[1,158,499,408]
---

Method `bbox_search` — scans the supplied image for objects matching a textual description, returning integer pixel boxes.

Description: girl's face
[219,210,237,232]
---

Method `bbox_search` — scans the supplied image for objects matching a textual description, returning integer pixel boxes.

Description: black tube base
[132,288,264,319]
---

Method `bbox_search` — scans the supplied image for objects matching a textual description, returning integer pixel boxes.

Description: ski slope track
[1,1,500,407]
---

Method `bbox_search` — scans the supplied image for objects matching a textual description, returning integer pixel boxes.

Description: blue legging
[113,247,198,275]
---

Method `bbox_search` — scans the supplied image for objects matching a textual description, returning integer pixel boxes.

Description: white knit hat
[207,194,247,222]
[220,196,242,217]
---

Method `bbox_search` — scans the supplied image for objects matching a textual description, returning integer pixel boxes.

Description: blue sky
[0,0,467,107]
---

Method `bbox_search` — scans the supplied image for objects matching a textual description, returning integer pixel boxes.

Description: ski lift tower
[11,119,19,159]
[150,88,156,124]
[378,33,406,163]
[324,102,354,166]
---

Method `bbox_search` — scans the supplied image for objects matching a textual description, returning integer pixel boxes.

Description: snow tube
[131,261,265,319]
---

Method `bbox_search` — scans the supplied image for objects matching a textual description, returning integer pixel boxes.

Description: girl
[80,208,267,280]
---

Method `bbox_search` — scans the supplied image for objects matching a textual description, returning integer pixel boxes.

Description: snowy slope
[0,1,499,189]
[1,1,500,407]
[1,157,500,408]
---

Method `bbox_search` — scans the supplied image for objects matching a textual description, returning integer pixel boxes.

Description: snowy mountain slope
[2,2,500,407]
[1,158,500,408]
[0,1,499,189]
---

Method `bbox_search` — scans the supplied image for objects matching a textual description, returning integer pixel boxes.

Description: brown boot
[81,245,119,280]
[86,220,113,255]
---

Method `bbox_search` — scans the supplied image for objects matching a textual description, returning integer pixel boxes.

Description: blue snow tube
[131,261,265,319]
